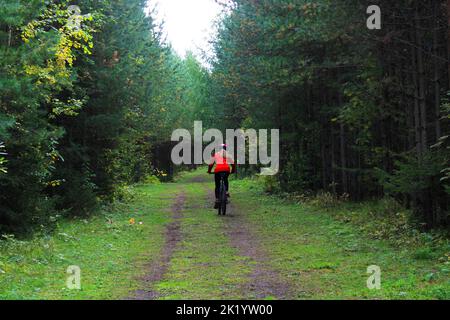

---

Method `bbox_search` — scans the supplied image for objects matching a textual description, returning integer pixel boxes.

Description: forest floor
[0,169,449,300]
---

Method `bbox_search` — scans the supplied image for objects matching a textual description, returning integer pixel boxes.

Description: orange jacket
[208,151,235,173]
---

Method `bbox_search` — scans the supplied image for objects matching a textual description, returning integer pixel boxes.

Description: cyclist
[207,144,236,209]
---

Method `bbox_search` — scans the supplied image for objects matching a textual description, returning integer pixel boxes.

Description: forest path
[127,169,449,300]
[131,192,186,300]
[130,170,294,300]
[1,169,446,300]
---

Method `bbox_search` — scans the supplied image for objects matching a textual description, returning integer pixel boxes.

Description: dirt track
[131,173,293,300]
[131,192,186,300]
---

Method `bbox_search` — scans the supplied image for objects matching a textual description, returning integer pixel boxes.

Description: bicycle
[216,172,228,216]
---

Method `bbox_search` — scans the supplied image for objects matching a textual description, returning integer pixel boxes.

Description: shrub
[308,191,345,209]
[144,175,161,185]
[262,175,280,194]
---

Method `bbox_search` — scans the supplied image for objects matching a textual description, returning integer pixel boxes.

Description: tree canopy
[209,0,449,228]
[0,0,449,233]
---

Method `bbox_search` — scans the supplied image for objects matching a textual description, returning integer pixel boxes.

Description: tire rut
[130,191,186,300]
[205,187,293,300]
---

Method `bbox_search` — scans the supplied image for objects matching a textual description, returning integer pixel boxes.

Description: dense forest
[0,0,449,235]
[0,0,212,233]
[210,0,450,228]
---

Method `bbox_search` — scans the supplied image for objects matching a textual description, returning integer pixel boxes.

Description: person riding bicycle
[207,144,236,209]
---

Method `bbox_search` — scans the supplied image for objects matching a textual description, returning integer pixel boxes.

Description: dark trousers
[214,172,229,199]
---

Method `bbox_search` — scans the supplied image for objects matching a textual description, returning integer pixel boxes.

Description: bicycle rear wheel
[220,181,227,215]
[218,182,224,215]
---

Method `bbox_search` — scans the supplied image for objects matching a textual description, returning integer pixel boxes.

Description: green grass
[155,180,252,299]
[231,177,450,300]
[1,168,449,300]
[0,183,174,300]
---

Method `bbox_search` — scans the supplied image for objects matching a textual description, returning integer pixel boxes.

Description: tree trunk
[330,128,336,195]
[339,122,348,195]
[415,11,428,154]
[411,26,422,162]
[447,0,450,84]
[434,1,442,140]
